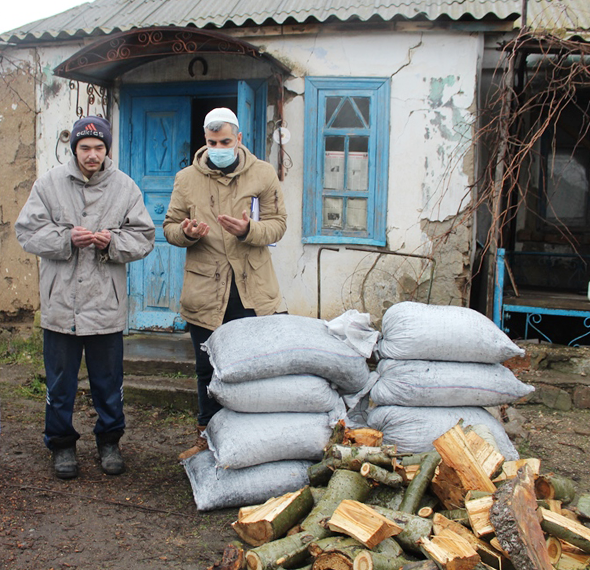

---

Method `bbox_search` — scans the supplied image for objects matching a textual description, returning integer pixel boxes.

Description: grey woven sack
[203,314,370,393]
[182,450,312,511]
[206,408,332,469]
[370,358,534,407]
[208,373,345,414]
[367,404,519,460]
[378,302,525,363]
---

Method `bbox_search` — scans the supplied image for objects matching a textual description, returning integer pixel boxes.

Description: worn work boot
[98,442,125,475]
[178,426,209,460]
[53,446,78,479]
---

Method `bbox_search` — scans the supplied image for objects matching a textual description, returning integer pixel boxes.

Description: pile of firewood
[208,422,590,570]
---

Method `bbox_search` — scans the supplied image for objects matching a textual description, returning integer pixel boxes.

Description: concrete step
[118,332,198,411]
[123,332,195,376]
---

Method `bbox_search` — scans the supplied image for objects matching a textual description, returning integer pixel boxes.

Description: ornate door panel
[127,96,191,331]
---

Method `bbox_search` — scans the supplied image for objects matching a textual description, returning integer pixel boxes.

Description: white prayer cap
[203,108,239,129]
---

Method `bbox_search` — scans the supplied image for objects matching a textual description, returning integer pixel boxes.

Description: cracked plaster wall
[0,52,38,319]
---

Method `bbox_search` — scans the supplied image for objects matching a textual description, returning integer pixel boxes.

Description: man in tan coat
[163,107,287,428]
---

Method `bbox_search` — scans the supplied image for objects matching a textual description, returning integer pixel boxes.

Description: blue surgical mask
[208,145,237,169]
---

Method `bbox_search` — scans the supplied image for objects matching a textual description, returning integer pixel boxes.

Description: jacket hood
[65,155,115,184]
[193,145,257,178]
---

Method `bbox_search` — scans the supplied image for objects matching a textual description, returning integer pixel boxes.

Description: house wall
[0,28,481,326]
[0,49,38,320]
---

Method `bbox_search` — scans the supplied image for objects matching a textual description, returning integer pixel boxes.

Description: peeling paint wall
[0,51,38,320]
[0,28,480,327]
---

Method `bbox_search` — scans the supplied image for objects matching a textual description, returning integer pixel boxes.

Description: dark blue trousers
[43,329,125,450]
[189,290,255,426]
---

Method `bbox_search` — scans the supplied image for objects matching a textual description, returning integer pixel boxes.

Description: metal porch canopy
[53,26,290,87]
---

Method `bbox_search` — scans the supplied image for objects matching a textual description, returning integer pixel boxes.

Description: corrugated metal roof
[0,0,522,43]
[523,0,590,40]
[0,0,588,44]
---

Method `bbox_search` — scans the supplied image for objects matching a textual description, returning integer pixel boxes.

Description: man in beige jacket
[163,108,287,428]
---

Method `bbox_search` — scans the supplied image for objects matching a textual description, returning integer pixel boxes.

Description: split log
[351,536,407,570]
[232,487,314,546]
[488,538,510,558]
[464,429,505,480]
[398,451,441,515]
[343,428,384,447]
[417,507,434,519]
[535,473,577,505]
[554,549,590,569]
[539,507,590,554]
[366,485,404,512]
[576,494,590,519]
[308,536,367,570]
[394,453,431,483]
[208,543,245,570]
[246,531,314,570]
[352,551,410,570]
[328,500,402,548]
[328,445,396,471]
[310,487,326,506]
[417,494,439,514]
[546,535,562,565]
[419,528,481,570]
[433,423,496,494]
[464,495,494,538]
[493,458,541,483]
[438,508,470,527]
[545,499,563,513]
[489,465,554,570]
[561,507,582,523]
[308,458,337,487]
[302,470,373,538]
[464,491,493,502]
[308,536,365,558]
[370,506,433,553]
[396,463,421,483]
[432,513,505,570]
[432,461,469,510]
[360,463,403,488]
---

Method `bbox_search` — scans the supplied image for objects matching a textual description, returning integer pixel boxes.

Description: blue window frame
[303,77,390,245]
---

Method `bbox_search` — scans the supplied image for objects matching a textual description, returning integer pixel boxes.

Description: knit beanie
[70,116,112,155]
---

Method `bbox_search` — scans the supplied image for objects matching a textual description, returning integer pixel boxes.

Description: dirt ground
[0,362,237,570]
[1,361,590,570]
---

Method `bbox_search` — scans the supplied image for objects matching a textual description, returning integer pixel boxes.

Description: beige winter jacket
[163,145,287,330]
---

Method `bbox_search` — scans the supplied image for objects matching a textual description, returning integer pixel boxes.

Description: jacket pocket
[246,249,279,302]
[180,258,221,312]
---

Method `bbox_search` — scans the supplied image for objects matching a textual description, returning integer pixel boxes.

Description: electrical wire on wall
[274,73,292,181]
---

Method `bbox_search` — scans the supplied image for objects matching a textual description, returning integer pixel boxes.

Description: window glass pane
[331,98,365,129]
[324,137,345,190]
[349,136,368,153]
[323,197,343,229]
[546,151,589,223]
[326,97,342,126]
[353,97,370,125]
[346,198,368,231]
[348,137,369,191]
[325,136,345,152]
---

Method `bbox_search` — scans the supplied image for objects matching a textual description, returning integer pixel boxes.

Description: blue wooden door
[238,81,255,151]
[127,96,191,331]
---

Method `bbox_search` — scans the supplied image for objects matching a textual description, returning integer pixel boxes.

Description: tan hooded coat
[163,145,287,330]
